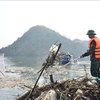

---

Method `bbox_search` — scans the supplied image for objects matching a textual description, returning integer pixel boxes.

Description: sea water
[0,88,26,100]
[0,54,26,100]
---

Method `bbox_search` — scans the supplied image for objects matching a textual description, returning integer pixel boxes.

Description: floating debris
[16,77,100,100]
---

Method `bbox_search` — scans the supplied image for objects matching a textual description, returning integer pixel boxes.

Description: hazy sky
[0,1,100,49]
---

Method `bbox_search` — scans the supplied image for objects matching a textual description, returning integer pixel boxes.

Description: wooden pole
[29,43,62,100]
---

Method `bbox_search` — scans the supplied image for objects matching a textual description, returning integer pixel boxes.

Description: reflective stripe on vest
[88,36,100,58]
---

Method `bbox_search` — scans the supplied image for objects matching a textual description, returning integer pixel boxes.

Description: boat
[55,52,73,65]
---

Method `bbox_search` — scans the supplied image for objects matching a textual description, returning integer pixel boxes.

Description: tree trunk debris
[16,77,100,100]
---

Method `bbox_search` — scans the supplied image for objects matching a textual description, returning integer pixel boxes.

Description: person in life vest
[80,30,100,81]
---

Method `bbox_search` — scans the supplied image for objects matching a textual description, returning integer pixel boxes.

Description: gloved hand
[80,52,87,58]
[80,55,84,58]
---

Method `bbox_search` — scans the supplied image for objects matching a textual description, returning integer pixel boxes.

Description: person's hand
[80,55,83,58]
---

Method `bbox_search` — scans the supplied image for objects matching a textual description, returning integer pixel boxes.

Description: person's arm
[81,40,96,57]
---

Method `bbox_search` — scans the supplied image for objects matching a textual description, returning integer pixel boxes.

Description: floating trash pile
[16,77,100,100]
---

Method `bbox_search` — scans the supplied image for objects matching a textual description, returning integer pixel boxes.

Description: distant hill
[0,25,88,66]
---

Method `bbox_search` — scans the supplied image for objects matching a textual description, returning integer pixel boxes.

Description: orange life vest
[88,36,100,58]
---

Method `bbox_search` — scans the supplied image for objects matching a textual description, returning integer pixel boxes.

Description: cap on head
[86,30,96,35]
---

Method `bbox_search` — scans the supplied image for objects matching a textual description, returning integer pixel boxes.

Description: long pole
[63,56,80,67]
[29,43,62,99]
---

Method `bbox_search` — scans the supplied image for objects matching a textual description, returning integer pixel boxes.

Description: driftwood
[16,77,100,100]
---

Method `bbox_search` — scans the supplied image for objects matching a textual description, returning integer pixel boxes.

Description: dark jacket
[82,40,96,61]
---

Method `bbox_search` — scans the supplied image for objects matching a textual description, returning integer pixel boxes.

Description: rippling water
[0,88,26,100]
[0,54,91,100]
